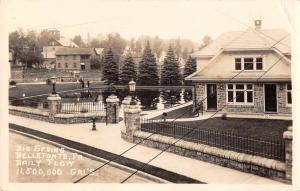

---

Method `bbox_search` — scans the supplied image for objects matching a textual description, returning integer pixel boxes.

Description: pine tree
[160,45,182,105]
[102,48,119,84]
[119,54,137,85]
[161,45,182,86]
[137,41,159,86]
[183,56,197,78]
[183,56,197,101]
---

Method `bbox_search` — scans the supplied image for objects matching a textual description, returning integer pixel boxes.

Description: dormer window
[244,58,254,70]
[235,58,241,70]
[234,57,263,71]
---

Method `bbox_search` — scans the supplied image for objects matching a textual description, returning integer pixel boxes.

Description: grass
[142,118,291,161]
[175,117,291,139]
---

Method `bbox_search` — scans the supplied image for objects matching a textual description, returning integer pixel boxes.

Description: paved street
[9,131,161,183]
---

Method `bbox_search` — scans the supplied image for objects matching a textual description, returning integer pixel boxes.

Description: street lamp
[128,80,136,105]
[50,76,57,94]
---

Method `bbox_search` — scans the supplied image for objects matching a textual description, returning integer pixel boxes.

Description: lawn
[175,117,291,140]
[141,117,291,161]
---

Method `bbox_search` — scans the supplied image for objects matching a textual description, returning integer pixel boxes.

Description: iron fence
[60,101,105,114]
[141,118,285,161]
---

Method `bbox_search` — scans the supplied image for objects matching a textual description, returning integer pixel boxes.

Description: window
[65,63,68,68]
[227,84,253,104]
[235,58,242,70]
[256,57,263,70]
[81,55,90,60]
[234,57,263,71]
[73,55,76,60]
[287,83,292,105]
[244,58,254,70]
[57,63,61,68]
[73,62,77,68]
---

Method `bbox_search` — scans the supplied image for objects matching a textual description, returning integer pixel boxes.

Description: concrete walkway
[9,114,285,184]
[141,102,292,121]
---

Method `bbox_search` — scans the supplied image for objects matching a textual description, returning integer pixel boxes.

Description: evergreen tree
[160,45,182,105]
[137,41,159,85]
[183,56,197,78]
[183,56,197,101]
[102,48,119,84]
[161,45,182,86]
[119,54,137,85]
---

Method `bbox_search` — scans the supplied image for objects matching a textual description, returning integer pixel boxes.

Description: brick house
[185,20,292,115]
[41,29,78,69]
[55,47,99,71]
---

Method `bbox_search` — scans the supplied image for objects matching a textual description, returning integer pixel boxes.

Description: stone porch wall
[194,82,292,114]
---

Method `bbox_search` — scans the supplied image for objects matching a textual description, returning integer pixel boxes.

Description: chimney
[254,20,262,30]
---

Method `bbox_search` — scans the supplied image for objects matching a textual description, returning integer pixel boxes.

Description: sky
[5,0,292,42]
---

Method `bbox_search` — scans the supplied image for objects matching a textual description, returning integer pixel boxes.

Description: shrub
[9,81,16,86]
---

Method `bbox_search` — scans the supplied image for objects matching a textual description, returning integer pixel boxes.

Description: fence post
[47,93,61,120]
[106,95,120,124]
[283,126,293,183]
[122,102,141,142]
[122,96,132,126]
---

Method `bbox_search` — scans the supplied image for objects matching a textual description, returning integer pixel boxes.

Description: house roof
[56,37,79,48]
[191,28,291,57]
[95,48,104,55]
[55,47,94,55]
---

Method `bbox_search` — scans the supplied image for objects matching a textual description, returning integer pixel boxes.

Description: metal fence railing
[141,118,285,161]
[60,101,105,114]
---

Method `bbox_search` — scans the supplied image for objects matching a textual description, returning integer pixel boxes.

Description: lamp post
[50,76,57,94]
[128,80,136,105]
[92,117,96,131]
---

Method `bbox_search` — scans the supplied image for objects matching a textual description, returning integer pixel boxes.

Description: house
[55,47,98,71]
[185,20,291,115]
[41,29,79,69]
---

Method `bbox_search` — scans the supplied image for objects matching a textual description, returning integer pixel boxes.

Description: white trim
[286,83,292,107]
[232,55,266,72]
[226,83,254,106]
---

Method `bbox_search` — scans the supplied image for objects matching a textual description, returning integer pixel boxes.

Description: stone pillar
[122,103,141,142]
[122,96,132,126]
[47,93,62,118]
[283,126,293,183]
[106,95,120,124]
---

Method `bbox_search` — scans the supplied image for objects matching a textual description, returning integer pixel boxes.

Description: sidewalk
[9,114,284,184]
[142,102,292,121]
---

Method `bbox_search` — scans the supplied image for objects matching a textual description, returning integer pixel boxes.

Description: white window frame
[286,83,292,106]
[233,56,264,71]
[226,83,254,105]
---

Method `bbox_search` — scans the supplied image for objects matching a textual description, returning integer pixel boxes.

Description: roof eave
[186,78,291,83]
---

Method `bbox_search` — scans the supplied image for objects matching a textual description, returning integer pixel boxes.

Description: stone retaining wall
[9,106,106,124]
[122,129,287,183]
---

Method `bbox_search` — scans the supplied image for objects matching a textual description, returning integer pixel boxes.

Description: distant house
[41,29,79,69]
[185,20,291,115]
[55,47,98,71]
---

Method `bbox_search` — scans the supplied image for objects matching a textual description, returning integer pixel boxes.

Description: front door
[207,84,217,110]
[264,84,277,112]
